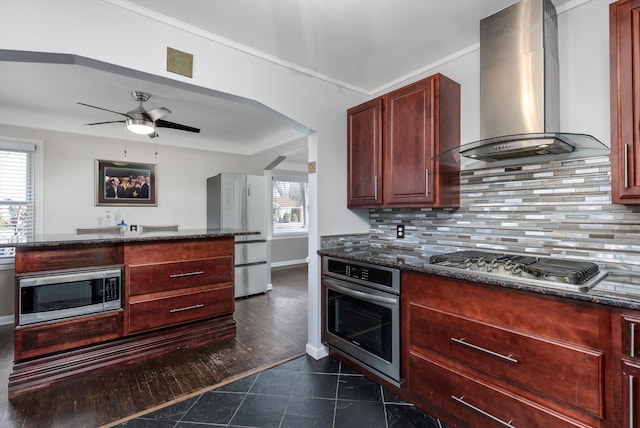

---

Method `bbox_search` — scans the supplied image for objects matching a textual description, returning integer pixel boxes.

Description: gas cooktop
[429,250,607,292]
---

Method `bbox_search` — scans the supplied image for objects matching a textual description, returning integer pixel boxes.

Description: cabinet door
[347,98,383,207]
[384,77,435,206]
[611,0,640,203]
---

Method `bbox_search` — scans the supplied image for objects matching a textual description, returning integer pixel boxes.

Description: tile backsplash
[323,155,640,273]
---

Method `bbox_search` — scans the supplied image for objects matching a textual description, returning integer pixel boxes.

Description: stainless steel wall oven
[322,256,400,385]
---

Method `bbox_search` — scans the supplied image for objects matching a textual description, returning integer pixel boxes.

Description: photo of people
[96,160,156,206]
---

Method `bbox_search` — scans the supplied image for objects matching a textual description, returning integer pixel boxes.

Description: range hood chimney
[459,0,607,162]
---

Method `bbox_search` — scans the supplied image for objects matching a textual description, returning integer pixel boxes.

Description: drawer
[404,272,606,347]
[14,311,123,360]
[124,237,234,264]
[128,284,234,333]
[408,351,593,428]
[409,306,604,418]
[235,241,267,265]
[129,256,233,296]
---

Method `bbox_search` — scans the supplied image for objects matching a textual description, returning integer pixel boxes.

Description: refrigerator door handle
[236,260,268,268]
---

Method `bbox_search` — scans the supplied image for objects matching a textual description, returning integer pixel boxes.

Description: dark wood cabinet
[610,0,640,204]
[124,238,235,335]
[14,311,123,361]
[403,272,611,427]
[10,235,236,397]
[614,313,640,428]
[347,73,460,208]
[384,74,460,207]
[622,360,640,428]
[347,98,383,207]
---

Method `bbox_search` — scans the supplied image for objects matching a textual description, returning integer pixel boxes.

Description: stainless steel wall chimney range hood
[459,0,608,163]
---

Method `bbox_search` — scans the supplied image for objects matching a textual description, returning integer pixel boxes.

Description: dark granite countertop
[318,246,640,311]
[1,228,259,249]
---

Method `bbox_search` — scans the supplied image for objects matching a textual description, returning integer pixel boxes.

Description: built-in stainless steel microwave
[18,266,122,326]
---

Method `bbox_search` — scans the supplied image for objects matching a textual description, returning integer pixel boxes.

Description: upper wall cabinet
[347,73,460,209]
[611,0,640,204]
[347,98,384,207]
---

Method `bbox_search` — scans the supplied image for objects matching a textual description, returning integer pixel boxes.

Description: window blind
[0,142,35,259]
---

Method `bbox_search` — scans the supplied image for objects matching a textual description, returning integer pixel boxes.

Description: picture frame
[95,159,157,206]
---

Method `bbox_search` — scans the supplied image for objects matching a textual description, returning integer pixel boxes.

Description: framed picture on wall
[95,159,157,206]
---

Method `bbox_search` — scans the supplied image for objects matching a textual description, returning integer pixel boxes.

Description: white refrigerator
[207,173,269,298]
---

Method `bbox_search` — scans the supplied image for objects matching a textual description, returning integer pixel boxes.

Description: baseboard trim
[0,315,14,326]
[305,342,329,360]
[271,259,308,268]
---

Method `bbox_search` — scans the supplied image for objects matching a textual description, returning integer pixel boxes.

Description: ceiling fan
[78,91,200,138]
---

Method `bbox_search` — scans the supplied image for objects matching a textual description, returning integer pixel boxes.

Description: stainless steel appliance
[430,250,607,291]
[322,256,401,386]
[207,173,269,298]
[459,0,608,162]
[18,266,122,326]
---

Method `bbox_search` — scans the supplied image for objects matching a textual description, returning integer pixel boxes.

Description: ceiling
[0,0,576,159]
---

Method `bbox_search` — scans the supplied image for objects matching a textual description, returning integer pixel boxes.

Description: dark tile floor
[116,354,448,428]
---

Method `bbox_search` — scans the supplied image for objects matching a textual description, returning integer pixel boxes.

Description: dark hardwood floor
[0,264,309,428]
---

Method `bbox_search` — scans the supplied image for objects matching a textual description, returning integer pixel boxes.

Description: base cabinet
[125,239,235,335]
[621,360,640,428]
[403,272,611,427]
[614,313,640,427]
[10,235,236,397]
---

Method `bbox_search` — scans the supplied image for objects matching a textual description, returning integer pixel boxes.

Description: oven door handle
[325,279,398,305]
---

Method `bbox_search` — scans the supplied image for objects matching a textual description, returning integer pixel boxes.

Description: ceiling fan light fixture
[126,118,155,135]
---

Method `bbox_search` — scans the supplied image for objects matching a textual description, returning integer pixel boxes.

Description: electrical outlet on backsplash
[324,156,640,274]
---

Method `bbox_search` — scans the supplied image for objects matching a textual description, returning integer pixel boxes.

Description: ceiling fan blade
[77,102,131,118]
[156,119,200,134]
[144,107,171,122]
[85,120,126,126]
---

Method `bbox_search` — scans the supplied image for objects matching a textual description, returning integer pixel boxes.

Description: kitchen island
[6,229,256,398]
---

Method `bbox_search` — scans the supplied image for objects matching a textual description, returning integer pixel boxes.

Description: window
[272,175,308,235]
[0,141,35,262]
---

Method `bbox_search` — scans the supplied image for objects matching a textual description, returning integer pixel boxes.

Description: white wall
[0,0,369,350]
[0,124,255,320]
[0,1,614,353]
[1,125,253,232]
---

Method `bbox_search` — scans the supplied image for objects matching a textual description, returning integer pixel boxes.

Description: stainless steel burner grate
[429,250,605,289]
[523,259,600,285]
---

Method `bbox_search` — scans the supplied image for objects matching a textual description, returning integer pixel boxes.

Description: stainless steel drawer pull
[631,322,636,358]
[169,304,204,313]
[631,375,635,428]
[625,143,629,188]
[452,395,516,428]
[451,337,519,364]
[374,176,378,200]
[425,169,430,197]
[170,271,205,278]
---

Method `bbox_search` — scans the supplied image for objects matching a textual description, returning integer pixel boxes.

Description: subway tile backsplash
[322,156,640,274]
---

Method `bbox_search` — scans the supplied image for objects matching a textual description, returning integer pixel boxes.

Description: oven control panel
[324,257,400,292]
